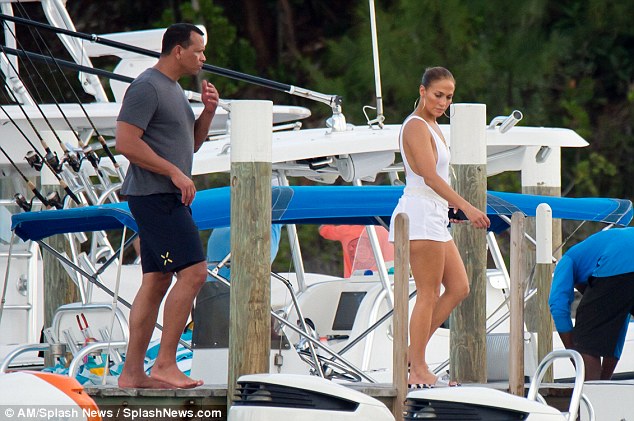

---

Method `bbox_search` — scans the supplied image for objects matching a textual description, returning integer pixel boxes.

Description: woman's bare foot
[118,372,175,389]
[150,363,203,389]
[408,363,438,386]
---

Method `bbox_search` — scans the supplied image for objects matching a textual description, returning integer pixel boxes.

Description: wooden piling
[509,212,526,396]
[449,104,487,383]
[522,147,561,382]
[535,203,554,382]
[227,100,273,408]
[392,213,409,421]
[43,186,78,365]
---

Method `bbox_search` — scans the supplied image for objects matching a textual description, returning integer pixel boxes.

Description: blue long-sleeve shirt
[549,227,634,357]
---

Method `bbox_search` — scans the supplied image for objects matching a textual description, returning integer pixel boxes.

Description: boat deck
[84,383,397,420]
[83,382,575,420]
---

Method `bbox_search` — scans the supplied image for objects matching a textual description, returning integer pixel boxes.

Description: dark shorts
[128,194,205,274]
[573,272,634,358]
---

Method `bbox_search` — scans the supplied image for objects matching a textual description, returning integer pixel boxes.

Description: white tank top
[399,115,450,204]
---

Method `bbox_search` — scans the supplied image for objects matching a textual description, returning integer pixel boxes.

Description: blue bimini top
[12,186,633,242]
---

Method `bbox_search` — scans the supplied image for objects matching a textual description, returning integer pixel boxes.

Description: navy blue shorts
[127,194,205,274]
[573,272,634,358]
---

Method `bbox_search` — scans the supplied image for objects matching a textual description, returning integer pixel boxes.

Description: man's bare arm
[558,331,574,349]
[115,121,196,205]
[193,80,219,151]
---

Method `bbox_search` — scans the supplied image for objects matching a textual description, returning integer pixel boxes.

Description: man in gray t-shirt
[118,66,196,196]
[115,23,219,389]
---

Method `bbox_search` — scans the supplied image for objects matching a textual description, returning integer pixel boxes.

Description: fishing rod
[0,13,343,112]
[1,45,134,84]
[0,143,49,210]
[9,5,123,177]
[0,45,220,107]
[0,40,83,174]
[1,20,102,171]
[0,85,80,205]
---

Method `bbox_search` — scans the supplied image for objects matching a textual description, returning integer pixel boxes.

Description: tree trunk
[241,0,272,70]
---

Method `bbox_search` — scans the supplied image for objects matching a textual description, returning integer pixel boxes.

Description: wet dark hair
[421,67,455,88]
[161,23,204,55]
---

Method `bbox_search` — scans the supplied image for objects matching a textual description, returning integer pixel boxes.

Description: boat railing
[0,343,49,373]
[527,349,591,421]
[208,264,376,382]
[67,340,127,380]
[0,300,130,374]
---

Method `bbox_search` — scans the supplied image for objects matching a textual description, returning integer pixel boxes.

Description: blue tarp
[11,186,633,241]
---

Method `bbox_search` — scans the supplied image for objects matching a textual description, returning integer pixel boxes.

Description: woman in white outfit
[388,67,490,387]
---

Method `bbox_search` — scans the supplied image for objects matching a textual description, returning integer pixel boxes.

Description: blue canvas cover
[11,186,633,241]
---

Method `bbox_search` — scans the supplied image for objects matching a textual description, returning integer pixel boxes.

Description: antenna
[364,0,385,128]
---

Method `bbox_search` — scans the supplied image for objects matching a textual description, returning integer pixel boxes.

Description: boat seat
[0,302,128,372]
[284,278,383,344]
[486,332,538,382]
[338,280,419,373]
[51,302,129,347]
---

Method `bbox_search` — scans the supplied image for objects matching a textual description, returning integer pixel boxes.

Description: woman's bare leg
[408,239,445,385]
[428,240,469,338]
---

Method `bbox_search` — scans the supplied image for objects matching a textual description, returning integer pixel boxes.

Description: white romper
[388,115,452,242]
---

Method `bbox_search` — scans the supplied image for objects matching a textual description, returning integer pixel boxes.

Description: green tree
[155,0,257,97]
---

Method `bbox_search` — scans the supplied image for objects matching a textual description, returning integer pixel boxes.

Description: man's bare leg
[601,356,619,380]
[581,353,603,380]
[119,271,174,389]
[150,261,207,388]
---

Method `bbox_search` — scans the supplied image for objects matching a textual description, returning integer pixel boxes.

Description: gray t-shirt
[118,68,195,196]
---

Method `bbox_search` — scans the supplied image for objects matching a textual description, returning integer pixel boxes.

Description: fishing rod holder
[24,150,43,171]
[82,147,101,169]
[14,193,31,212]
[488,110,523,133]
[64,151,81,172]
[44,150,62,173]
[46,191,63,210]
[326,109,348,132]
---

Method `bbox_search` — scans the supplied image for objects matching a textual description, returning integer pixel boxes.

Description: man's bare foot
[150,363,203,389]
[118,372,176,389]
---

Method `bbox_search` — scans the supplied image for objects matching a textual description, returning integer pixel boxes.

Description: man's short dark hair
[161,23,204,55]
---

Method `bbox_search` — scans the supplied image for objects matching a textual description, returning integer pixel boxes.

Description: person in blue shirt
[206,174,283,280]
[206,224,282,281]
[549,227,634,380]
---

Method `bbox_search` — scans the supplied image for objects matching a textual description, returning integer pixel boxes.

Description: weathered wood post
[392,213,409,421]
[509,212,526,396]
[535,203,554,382]
[522,147,561,348]
[450,103,487,383]
[228,101,273,408]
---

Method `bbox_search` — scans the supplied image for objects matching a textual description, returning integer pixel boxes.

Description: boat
[0,2,633,419]
[7,186,633,381]
[228,349,590,421]
[0,0,593,371]
[0,370,102,421]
